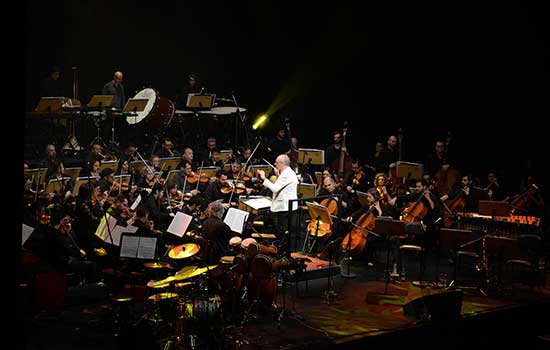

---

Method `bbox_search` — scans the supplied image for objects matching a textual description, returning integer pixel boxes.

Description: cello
[341,206,376,253]
[402,191,431,223]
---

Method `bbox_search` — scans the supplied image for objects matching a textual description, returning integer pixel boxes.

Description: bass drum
[126,88,175,130]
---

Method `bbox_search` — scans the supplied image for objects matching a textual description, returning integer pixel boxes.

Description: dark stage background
[25,0,549,193]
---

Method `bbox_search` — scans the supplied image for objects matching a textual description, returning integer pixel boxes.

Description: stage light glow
[252,115,268,130]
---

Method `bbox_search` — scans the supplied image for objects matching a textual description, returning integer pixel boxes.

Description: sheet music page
[130,194,142,211]
[167,212,193,237]
[94,214,119,242]
[243,197,272,210]
[120,236,140,258]
[108,225,138,246]
[22,224,34,246]
[223,207,250,234]
[137,237,157,259]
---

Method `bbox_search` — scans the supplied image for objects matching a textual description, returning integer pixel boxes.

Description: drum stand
[90,113,107,149]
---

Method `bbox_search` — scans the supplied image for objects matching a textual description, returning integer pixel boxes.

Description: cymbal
[147,275,176,288]
[174,264,218,281]
[144,261,173,269]
[168,243,200,259]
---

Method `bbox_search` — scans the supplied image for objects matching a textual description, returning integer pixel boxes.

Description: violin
[187,172,209,184]
[351,170,365,188]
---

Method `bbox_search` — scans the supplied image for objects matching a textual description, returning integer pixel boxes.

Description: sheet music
[167,212,193,237]
[108,224,138,246]
[94,214,120,242]
[22,224,34,246]
[130,194,142,211]
[119,236,140,258]
[243,197,272,210]
[137,237,157,259]
[223,207,250,234]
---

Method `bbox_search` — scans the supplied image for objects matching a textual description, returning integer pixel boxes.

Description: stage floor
[20,254,550,350]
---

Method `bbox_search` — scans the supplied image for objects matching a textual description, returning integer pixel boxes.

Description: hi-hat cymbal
[168,243,200,259]
[144,261,173,269]
[174,264,219,281]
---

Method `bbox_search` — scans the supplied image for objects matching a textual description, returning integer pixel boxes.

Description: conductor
[257,154,298,239]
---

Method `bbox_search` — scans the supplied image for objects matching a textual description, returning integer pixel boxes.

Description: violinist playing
[204,170,232,208]
[344,159,371,212]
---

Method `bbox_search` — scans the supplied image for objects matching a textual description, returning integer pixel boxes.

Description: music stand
[186,93,215,109]
[219,150,234,163]
[396,161,424,180]
[373,218,405,294]
[72,176,100,196]
[304,201,333,258]
[63,167,82,181]
[24,168,48,186]
[249,165,273,178]
[34,97,64,114]
[119,233,158,260]
[45,177,72,194]
[122,98,148,126]
[158,157,181,172]
[478,201,511,218]
[297,148,325,165]
[298,183,316,199]
[356,191,369,208]
[87,95,114,109]
[98,160,119,174]
[129,160,147,175]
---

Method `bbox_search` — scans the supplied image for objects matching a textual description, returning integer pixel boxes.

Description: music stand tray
[72,176,100,196]
[298,148,325,165]
[249,165,273,177]
[374,218,405,239]
[305,201,333,227]
[123,98,148,113]
[119,233,158,260]
[24,168,48,185]
[45,177,72,193]
[130,161,147,175]
[219,150,234,163]
[298,183,316,199]
[478,200,511,217]
[64,167,82,181]
[158,157,181,172]
[34,97,64,113]
[396,161,424,180]
[99,160,119,174]
[186,94,215,109]
[87,95,114,109]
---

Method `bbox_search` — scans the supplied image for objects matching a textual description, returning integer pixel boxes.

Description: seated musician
[317,176,351,217]
[171,159,196,194]
[225,161,241,180]
[139,183,172,231]
[46,161,74,200]
[204,148,224,168]
[440,173,479,213]
[178,146,197,171]
[344,159,371,213]
[203,169,231,208]
[156,137,178,158]
[345,188,382,265]
[98,168,115,192]
[201,200,234,264]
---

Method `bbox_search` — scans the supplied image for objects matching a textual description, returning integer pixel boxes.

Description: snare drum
[126,88,174,130]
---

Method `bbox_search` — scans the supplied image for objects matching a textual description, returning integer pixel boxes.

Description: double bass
[433,131,460,196]
[331,122,353,183]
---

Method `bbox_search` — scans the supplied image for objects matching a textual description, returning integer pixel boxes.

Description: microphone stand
[231,92,249,148]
